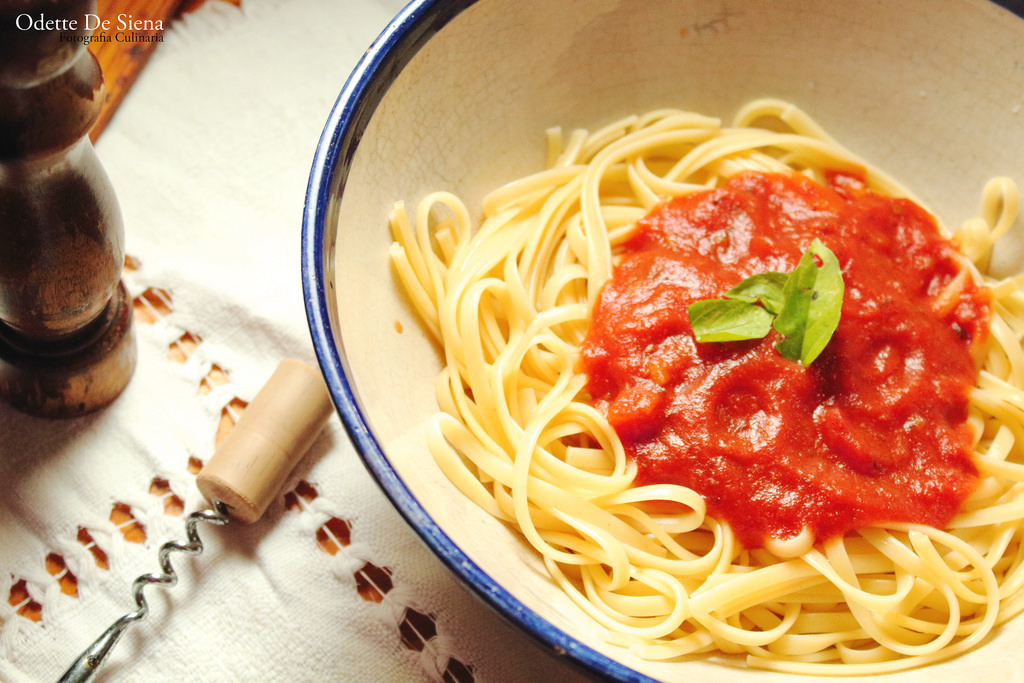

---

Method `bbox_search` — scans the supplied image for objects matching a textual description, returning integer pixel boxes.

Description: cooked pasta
[387,98,1024,674]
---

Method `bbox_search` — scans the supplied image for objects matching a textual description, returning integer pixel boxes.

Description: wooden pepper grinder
[0,0,135,417]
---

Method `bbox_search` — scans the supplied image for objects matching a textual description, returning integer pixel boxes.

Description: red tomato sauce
[580,171,990,549]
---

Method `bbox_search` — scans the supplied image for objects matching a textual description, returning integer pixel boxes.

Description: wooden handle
[196,360,333,523]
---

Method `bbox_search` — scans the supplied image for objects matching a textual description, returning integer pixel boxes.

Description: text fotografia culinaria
[15,13,164,42]
[58,31,162,44]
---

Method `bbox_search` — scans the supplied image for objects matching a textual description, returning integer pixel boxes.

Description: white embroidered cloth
[0,1,589,680]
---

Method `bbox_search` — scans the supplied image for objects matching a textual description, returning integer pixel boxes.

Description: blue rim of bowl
[300,1,655,681]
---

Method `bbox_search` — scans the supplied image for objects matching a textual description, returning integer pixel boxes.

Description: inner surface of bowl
[305,1,1024,680]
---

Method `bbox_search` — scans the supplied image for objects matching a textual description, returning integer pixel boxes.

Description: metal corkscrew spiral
[58,503,231,683]
[57,360,334,683]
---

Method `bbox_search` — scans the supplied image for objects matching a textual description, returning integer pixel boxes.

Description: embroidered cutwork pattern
[76,527,110,569]
[46,554,79,597]
[149,477,185,516]
[284,483,476,683]
[3,255,474,681]
[7,581,41,624]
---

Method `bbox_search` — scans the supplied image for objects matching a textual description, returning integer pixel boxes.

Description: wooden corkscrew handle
[197,359,335,522]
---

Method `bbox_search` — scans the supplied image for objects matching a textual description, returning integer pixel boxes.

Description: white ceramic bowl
[302,1,1024,680]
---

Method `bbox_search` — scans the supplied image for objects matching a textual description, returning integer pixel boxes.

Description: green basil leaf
[689,298,775,342]
[800,238,844,365]
[688,239,844,365]
[773,250,819,362]
[724,272,789,315]
[773,239,843,365]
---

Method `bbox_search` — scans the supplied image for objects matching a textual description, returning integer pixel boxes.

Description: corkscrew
[58,359,334,683]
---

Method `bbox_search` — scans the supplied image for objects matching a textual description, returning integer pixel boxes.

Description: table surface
[0,2,595,681]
